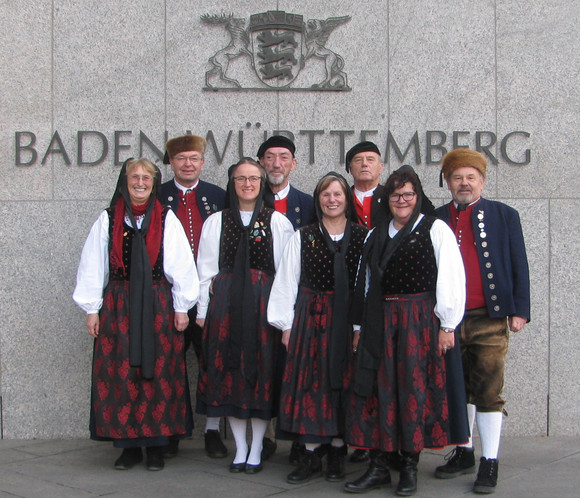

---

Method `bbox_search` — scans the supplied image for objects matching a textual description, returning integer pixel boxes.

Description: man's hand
[509,316,526,332]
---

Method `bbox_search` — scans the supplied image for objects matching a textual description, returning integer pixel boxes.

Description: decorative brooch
[251,220,267,242]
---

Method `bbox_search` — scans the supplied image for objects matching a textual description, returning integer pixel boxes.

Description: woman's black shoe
[344,461,391,493]
[287,449,322,484]
[145,446,165,471]
[396,452,420,496]
[245,462,263,474]
[229,461,246,473]
[114,447,143,470]
[325,445,346,481]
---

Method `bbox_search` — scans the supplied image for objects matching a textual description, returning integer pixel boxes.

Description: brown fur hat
[441,148,487,180]
[165,135,206,159]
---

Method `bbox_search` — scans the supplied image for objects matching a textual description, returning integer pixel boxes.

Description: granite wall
[0,0,578,438]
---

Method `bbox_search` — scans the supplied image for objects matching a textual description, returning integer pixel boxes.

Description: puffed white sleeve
[73,210,110,314]
[431,218,466,329]
[162,209,199,313]
[196,211,222,319]
[268,230,302,331]
[271,211,295,270]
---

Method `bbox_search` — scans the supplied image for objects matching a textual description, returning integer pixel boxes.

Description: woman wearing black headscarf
[267,172,368,484]
[73,158,199,471]
[195,158,294,474]
[344,166,468,496]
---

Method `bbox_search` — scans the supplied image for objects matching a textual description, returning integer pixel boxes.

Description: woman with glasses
[195,158,294,474]
[344,166,468,496]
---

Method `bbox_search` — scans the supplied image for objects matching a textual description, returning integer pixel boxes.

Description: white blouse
[196,209,295,319]
[73,209,199,314]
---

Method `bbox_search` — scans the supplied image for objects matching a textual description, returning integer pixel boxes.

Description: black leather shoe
[114,447,143,470]
[145,446,165,471]
[344,462,391,493]
[245,462,263,474]
[289,441,306,465]
[349,448,370,463]
[162,439,179,459]
[261,437,277,461]
[229,461,246,473]
[435,446,475,478]
[287,449,323,484]
[326,445,346,481]
[473,457,498,494]
[396,452,419,496]
[205,429,228,458]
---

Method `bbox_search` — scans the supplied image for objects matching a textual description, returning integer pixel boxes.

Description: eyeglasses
[233,176,261,184]
[173,155,203,164]
[389,192,416,202]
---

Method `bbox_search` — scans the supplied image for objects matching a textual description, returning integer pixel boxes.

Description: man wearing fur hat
[161,134,227,459]
[257,135,313,230]
[345,141,389,230]
[435,148,530,494]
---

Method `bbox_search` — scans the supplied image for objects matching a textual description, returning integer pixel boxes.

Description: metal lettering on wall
[13,129,531,167]
[202,10,351,91]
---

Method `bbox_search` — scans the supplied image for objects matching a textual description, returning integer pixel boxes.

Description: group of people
[74,135,530,496]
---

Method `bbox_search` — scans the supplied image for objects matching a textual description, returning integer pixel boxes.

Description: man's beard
[267,172,284,186]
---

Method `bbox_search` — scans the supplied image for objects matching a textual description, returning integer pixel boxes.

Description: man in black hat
[257,135,314,463]
[160,134,228,459]
[345,141,388,230]
[257,135,314,230]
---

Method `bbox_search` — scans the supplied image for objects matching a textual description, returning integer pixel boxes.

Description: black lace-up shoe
[435,446,476,478]
[473,457,498,494]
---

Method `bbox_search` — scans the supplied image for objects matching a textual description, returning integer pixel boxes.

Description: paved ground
[0,436,578,497]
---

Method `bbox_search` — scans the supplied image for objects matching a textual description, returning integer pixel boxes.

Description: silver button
[488,273,494,279]
[485,262,492,268]
[494,305,500,311]
[482,241,488,247]
[484,251,489,257]
[489,284,495,290]
[491,294,497,301]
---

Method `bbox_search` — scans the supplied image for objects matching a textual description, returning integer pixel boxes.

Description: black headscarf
[110,158,163,380]
[351,165,433,397]
[312,172,357,393]
[226,158,266,387]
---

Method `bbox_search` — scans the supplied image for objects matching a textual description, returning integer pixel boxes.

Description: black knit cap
[345,141,381,173]
[256,135,295,159]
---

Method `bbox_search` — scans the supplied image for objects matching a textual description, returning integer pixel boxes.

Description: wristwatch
[440,327,455,334]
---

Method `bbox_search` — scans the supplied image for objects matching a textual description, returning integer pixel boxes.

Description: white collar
[274,183,291,200]
[354,185,377,204]
[174,178,199,194]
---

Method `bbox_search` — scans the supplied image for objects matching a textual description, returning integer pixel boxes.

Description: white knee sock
[476,411,503,459]
[331,438,344,448]
[205,417,220,432]
[228,417,248,464]
[305,443,321,452]
[247,418,268,465]
[460,403,477,449]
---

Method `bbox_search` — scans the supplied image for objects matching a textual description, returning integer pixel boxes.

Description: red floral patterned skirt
[196,269,278,419]
[278,288,353,440]
[345,292,450,453]
[90,279,188,440]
